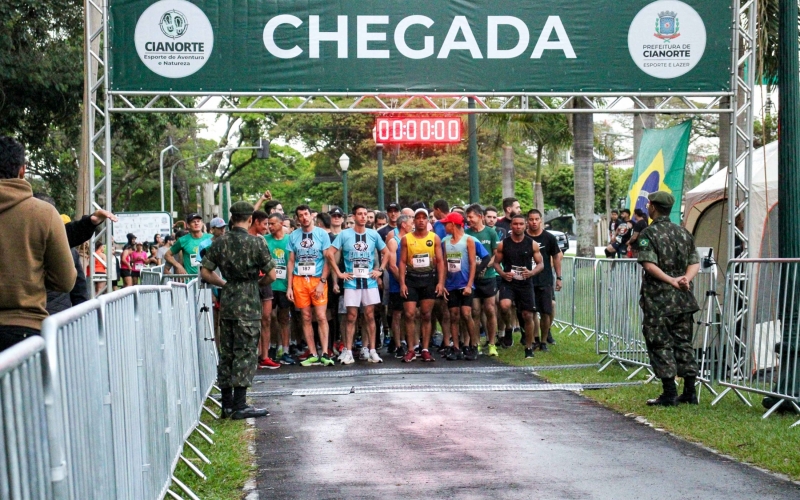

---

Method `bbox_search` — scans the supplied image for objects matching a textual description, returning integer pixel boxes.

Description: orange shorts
[291,276,328,308]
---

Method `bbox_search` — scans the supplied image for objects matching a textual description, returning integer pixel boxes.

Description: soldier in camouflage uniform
[637,191,701,406]
[200,201,276,419]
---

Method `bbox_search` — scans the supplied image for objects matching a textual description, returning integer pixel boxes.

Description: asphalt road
[250,358,800,499]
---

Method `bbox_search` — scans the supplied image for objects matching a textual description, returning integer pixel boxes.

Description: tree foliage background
[4,0,786,230]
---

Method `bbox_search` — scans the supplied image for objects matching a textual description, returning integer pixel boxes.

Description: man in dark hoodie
[31,194,91,315]
[0,137,76,350]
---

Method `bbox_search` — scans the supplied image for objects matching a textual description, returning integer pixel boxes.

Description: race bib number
[275,266,287,280]
[298,264,315,276]
[412,254,430,269]
[447,253,462,273]
[511,265,527,280]
[134,262,144,271]
[190,253,200,267]
[353,265,370,278]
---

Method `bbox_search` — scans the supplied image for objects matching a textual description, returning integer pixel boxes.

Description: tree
[572,101,596,257]
[1,0,84,211]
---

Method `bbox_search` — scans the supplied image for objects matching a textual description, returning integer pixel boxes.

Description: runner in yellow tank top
[404,230,437,275]
[398,208,446,362]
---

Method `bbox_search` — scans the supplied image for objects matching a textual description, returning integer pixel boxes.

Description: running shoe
[359,347,370,361]
[524,348,534,359]
[279,353,296,365]
[368,350,383,363]
[501,330,514,348]
[268,346,277,360]
[340,349,355,365]
[446,348,464,361]
[395,344,408,359]
[320,353,335,366]
[402,349,417,363]
[477,345,483,356]
[487,344,499,357]
[297,348,312,361]
[546,332,556,345]
[437,344,449,355]
[276,346,284,359]
[259,358,281,369]
[414,344,421,354]
[539,343,549,352]
[463,346,478,361]
[300,355,321,367]
[420,350,435,362]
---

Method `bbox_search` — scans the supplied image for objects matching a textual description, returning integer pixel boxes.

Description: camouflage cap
[647,191,675,209]
[230,201,255,215]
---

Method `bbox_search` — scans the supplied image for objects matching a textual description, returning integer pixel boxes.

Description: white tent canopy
[683,141,779,269]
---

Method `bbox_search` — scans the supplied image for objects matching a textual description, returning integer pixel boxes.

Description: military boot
[676,376,698,405]
[230,387,269,420]
[220,388,234,419]
[646,377,678,406]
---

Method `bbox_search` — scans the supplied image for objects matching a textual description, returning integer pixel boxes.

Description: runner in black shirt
[525,209,563,350]
[494,214,543,359]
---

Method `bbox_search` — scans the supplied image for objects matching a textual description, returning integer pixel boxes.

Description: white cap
[414,208,429,217]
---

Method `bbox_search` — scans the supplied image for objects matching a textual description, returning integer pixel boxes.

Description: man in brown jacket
[0,137,76,350]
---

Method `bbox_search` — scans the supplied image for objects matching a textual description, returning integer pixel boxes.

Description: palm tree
[513,110,572,213]
[572,99,596,257]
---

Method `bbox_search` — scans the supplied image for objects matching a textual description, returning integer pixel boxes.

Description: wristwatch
[556,276,562,280]
[320,278,328,284]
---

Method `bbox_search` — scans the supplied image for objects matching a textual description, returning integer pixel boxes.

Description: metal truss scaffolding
[89,0,755,296]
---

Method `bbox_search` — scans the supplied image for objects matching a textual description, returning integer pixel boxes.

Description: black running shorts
[498,280,536,313]
[533,286,554,315]
[446,288,473,309]
[473,278,497,300]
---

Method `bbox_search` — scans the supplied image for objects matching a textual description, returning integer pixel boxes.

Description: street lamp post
[376,144,384,211]
[339,154,350,214]
[159,139,179,212]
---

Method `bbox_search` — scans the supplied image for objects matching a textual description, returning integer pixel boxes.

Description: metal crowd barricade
[140,265,164,285]
[571,257,597,340]
[595,259,652,380]
[162,274,198,285]
[21,278,219,499]
[0,336,63,499]
[712,259,800,426]
[554,256,574,330]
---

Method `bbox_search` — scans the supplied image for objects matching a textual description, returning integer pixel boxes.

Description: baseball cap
[186,213,203,222]
[328,206,344,216]
[60,214,71,224]
[210,217,227,228]
[413,208,429,218]
[386,203,400,211]
[648,191,675,209]
[230,201,255,215]
[440,212,465,226]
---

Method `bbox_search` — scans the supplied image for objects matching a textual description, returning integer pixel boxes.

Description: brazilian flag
[626,120,692,223]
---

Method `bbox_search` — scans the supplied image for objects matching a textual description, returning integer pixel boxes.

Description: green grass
[172,405,256,499]
[497,324,800,481]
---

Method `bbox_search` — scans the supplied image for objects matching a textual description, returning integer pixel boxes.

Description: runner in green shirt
[264,213,295,365]
[465,204,500,356]
[165,213,212,275]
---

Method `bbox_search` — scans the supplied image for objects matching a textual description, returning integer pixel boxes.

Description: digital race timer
[375,117,463,144]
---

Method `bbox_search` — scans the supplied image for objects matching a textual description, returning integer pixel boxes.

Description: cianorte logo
[135,0,213,79]
[655,11,679,42]
[160,10,188,39]
[628,0,705,79]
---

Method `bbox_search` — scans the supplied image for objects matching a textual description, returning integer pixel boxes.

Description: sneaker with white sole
[359,347,370,361]
[368,350,383,363]
[340,350,355,365]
